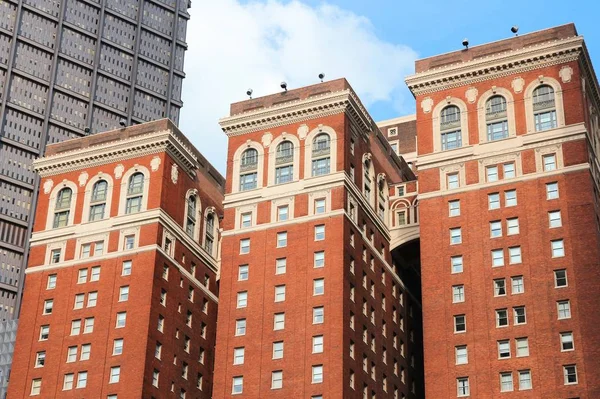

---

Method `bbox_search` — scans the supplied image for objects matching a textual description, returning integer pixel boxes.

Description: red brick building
[7,120,224,398]
[402,23,600,398]
[213,79,424,398]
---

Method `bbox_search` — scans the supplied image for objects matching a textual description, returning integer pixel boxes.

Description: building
[7,119,223,398]
[213,79,424,398]
[401,23,600,398]
[0,0,190,327]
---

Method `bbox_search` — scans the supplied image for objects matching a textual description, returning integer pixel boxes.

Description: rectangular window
[505,189,517,207]
[441,131,462,150]
[42,299,53,315]
[447,173,459,189]
[276,258,286,275]
[449,200,460,217]
[315,198,326,214]
[232,376,243,394]
[546,182,559,199]
[275,165,293,184]
[492,249,504,267]
[71,320,81,336]
[80,343,91,360]
[241,212,252,228]
[514,306,526,325]
[92,242,104,257]
[274,313,285,330]
[84,317,94,333]
[63,374,74,390]
[122,261,132,276]
[549,210,562,228]
[155,343,162,359]
[273,341,284,359]
[516,338,529,357]
[109,366,120,383]
[238,265,249,281]
[457,377,469,397]
[74,293,85,309]
[271,371,283,389]
[490,220,502,238]
[518,370,532,390]
[157,315,164,332]
[494,279,506,296]
[543,154,557,171]
[503,162,515,178]
[511,276,524,294]
[116,312,126,328]
[77,269,88,284]
[237,292,248,308]
[240,173,257,191]
[40,325,49,340]
[35,351,46,368]
[240,239,250,254]
[509,246,522,264]
[563,365,577,385]
[277,206,289,221]
[81,244,91,258]
[312,335,324,353]
[314,251,325,268]
[557,300,571,319]
[452,285,465,303]
[551,239,565,257]
[277,232,287,247]
[488,193,500,209]
[274,285,286,302]
[451,256,463,274]
[500,372,513,392]
[455,345,468,365]
[498,340,510,358]
[312,365,323,384]
[555,269,568,287]
[487,120,509,141]
[47,274,57,289]
[450,228,462,244]
[560,332,574,351]
[87,291,97,307]
[233,347,245,365]
[124,235,135,250]
[486,166,499,182]
[67,346,77,362]
[113,339,124,355]
[313,307,324,324]
[314,225,325,241]
[50,249,61,264]
[507,218,519,235]
[454,315,466,333]
[496,309,508,327]
[152,369,159,387]
[313,279,325,296]
[119,286,129,302]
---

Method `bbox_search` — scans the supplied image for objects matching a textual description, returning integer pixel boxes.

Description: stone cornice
[405,36,583,96]
[219,89,374,136]
[34,129,200,177]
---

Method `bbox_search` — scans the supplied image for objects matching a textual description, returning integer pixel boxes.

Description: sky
[179,0,600,174]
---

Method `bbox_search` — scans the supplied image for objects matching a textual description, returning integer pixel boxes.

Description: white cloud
[180,0,417,173]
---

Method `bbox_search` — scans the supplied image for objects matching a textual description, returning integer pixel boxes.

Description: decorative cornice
[34,129,200,177]
[405,36,583,96]
[219,89,374,136]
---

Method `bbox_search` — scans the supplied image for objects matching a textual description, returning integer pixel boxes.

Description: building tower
[0,0,190,325]
[7,119,223,398]
[214,79,424,398]
[405,24,600,398]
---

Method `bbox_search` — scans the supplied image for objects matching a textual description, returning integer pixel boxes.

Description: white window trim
[232,141,264,194]
[74,233,110,260]
[45,241,67,265]
[118,227,140,252]
[304,125,338,178]
[202,207,220,259]
[524,77,566,133]
[477,87,517,144]
[308,190,332,216]
[270,197,294,223]
[432,97,470,153]
[478,154,521,183]
[535,145,564,172]
[183,188,202,240]
[440,163,466,191]
[118,165,150,215]
[45,180,78,230]
[267,134,301,186]
[81,173,115,223]
[235,204,257,229]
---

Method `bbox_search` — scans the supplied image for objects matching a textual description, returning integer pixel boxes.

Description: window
[275,141,294,184]
[240,239,250,254]
[40,325,49,340]
[113,339,124,355]
[119,286,129,302]
[454,315,466,333]
[488,193,500,209]
[276,258,286,274]
[90,180,108,221]
[122,261,132,276]
[238,265,249,281]
[507,218,519,235]
[43,299,53,315]
[273,341,284,359]
[516,338,529,357]
[233,347,245,365]
[109,366,120,383]
[116,312,126,328]
[509,246,522,264]
[237,292,248,308]
[449,200,460,217]
[125,173,144,214]
[490,220,502,238]
[518,370,532,390]
[71,320,81,335]
[313,279,324,296]
[92,242,104,257]
[452,285,465,303]
[549,210,562,228]
[447,173,459,189]
[312,365,323,384]
[511,276,524,294]
[77,371,88,388]
[314,225,325,241]
[492,249,504,267]
[271,371,283,389]
[450,228,462,244]
[563,365,578,385]
[53,188,73,228]
[157,315,164,332]
[503,162,515,178]
[185,195,197,237]
[451,256,463,274]
[64,374,74,390]
[84,317,94,333]
[274,313,285,330]
[155,342,162,359]
[546,182,559,199]
[314,251,325,268]
[543,153,557,171]
[232,376,243,394]
[440,105,462,150]
[124,235,135,250]
[494,279,506,296]
[560,332,574,351]
[78,269,88,283]
[277,205,289,221]
[486,95,509,141]
[557,300,571,319]
[87,291,97,307]
[505,189,517,206]
[551,239,565,257]
[277,232,287,247]
[533,85,557,131]
[67,346,77,362]
[496,309,508,327]
[204,213,216,255]
[80,343,91,360]
[235,319,247,336]
[486,166,498,182]
[500,372,513,392]
[274,285,286,302]
[455,345,468,365]
[315,198,326,214]
[498,340,510,358]
[312,134,331,176]
[313,335,324,353]
[152,369,159,387]
[555,269,568,287]
[35,351,46,367]
[240,149,258,191]
[241,212,252,228]
[457,377,469,397]
[313,307,324,324]
[81,244,91,258]
[47,274,57,289]
[50,248,61,264]
[514,306,526,325]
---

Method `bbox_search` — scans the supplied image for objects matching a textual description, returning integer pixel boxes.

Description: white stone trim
[307,190,331,216]
[235,204,258,230]
[376,114,416,128]
[267,133,300,186]
[478,153,522,183]
[45,180,78,231]
[183,188,202,241]
[118,165,151,216]
[117,227,141,252]
[232,141,264,194]
[304,125,338,178]
[44,241,67,265]
[270,197,295,223]
[440,163,466,191]
[477,87,517,144]
[362,153,376,207]
[432,97,470,152]
[524,77,566,133]
[81,173,115,224]
[202,208,219,259]
[535,144,564,172]
[74,232,110,260]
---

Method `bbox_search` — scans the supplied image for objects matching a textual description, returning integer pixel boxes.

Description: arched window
[311,134,331,176]
[363,159,372,200]
[53,188,72,228]
[125,173,144,214]
[275,141,294,184]
[533,85,557,131]
[440,105,462,150]
[204,213,215,255]
[486,96,509,141]
[89,180,108,221]
[240,149,258,191]
[185,195,197,237]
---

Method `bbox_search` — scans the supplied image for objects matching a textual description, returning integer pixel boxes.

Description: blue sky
[181,0,600,173]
